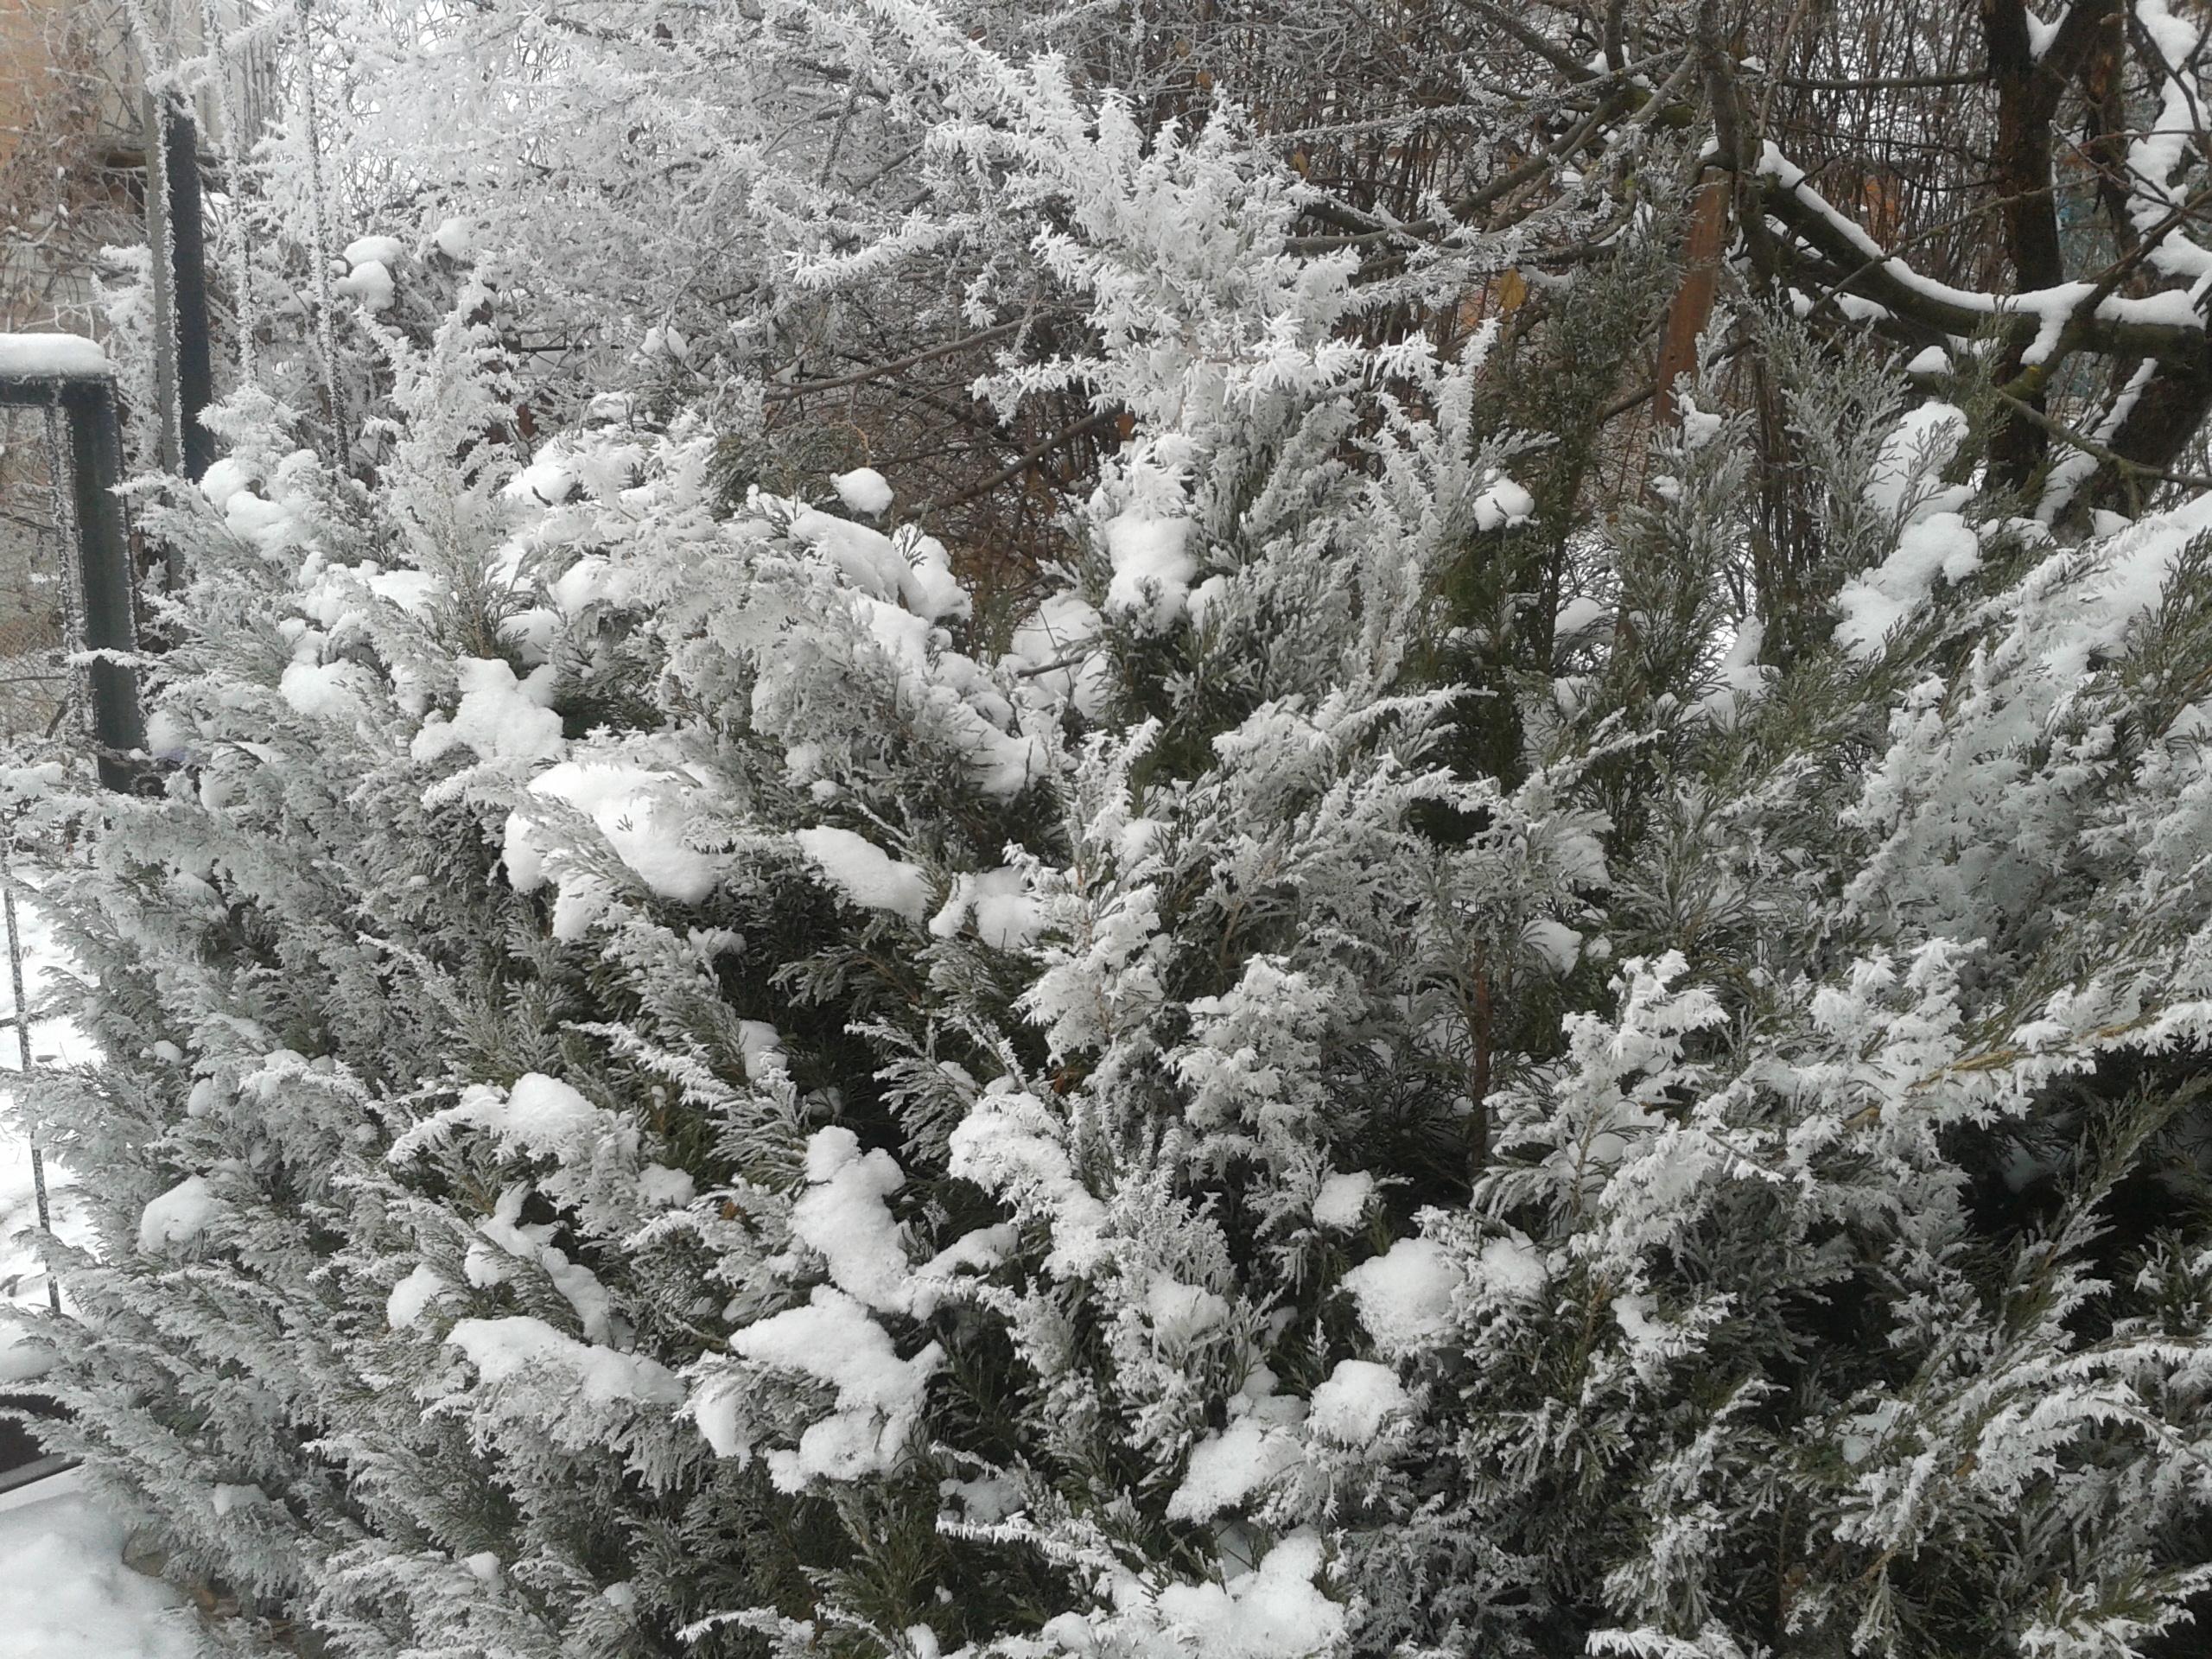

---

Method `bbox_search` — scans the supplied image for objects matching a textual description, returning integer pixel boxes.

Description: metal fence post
[0,340,149,793]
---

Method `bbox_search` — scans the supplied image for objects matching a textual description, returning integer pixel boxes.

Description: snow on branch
[1751,143,2210,363]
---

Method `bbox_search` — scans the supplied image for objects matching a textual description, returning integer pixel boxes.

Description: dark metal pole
[60,382,148,792]
[0,349,149,793]
[163,100,216,485]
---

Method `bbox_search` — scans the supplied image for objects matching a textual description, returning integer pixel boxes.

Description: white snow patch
[1311,1170,1373,1230]
[1835,513,1983,659]
[832,467,894,517]
[1554,595,1610,641]
[387,1262,447,1329]
[1522,917,1582,973]
[137,1174,218,1254]
[790,511,967,623]
[1470,1233,1548,1300]
[945,1088,1108,1275]
[721,1286,943,1491]
[639,1164,695,1208]
[1307,1358,1411,1444]
[505,763,719,922]
[388,1072,615,1167]
[278,658,361,720]
[1866,402,1968,519]
[1696,618,1775,728]
[343,234,405,269]
[928,866,1042,950]
[0,334,107,378]
[432,217,478,261]
[1147,1278,1230,1345]
[448,1315,683,1406]
[0,1472,200,1658]
[334,260,396,314]
[412,658,564,766]
[1166,1415,1300,1521]
[796,827,928,925]
[1103,514,1196,632]
[1152,1530,1344,1658]
[1341,1237,1462,1356]
[791,1127,913,1314]
[1472,478,1535,531]
[1007,592,1110,717]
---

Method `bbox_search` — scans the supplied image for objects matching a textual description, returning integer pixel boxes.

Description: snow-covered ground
[0,890,193,1656]
[0,1470,200,1658]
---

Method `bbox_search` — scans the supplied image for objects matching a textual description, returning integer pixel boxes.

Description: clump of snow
[1147,1277,1231,1345]
[928,867,1043,949]
[1341,1236,1462,1356]
[1307,1358,1411,1444]
[738,1020,787,1080]
[1835,513,1983,659]
[366,565,442,614]
[0,334,108,379]
[1310,1170,1372,1230]
[137,1174,218,1254]
[197,456,255,511]
[504,762,719,930]
[1695,618,1775,728]
[278,658,362,719]
[387,1262,447,1329]
[1866,402,1968,519]
[0,1326,52,1385]
[432,217,478,261]
[412,658,565,766]
[1554,595,1610,641]
[639,1163,695,1207]
[1151,1531,1345,1658]
[1167,1415,1301,1521]
[1009,593,1110,716]
[1473,478,1535,531]
[1468,1233,1548,1301]
[334,260,396,314]
[209,1483,265,1517]
[1522,917,1583,973]
[789,511,968,623]
[946,1086,1109,1275]
[388,1072,618,1167]
[343,234,405,269]
[448,1315,683,1406]
[642,324,691,365]
[498,1074,612,1155]
[796,826,929,925]
[789,1127,914,1314]
[1676,395,1726,450]
[1103,513,1196,632]
[832,467,894,517]
[716,1286,944,1491]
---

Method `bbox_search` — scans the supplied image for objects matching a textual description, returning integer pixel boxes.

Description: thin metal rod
[3,889,60,1316]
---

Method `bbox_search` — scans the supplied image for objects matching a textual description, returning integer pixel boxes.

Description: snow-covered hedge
[7,7,2212,1659]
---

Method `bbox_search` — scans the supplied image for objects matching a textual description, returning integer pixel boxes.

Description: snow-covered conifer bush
[6,3,2212,1658]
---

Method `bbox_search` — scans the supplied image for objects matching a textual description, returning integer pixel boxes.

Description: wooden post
[1653,175,1732,429]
